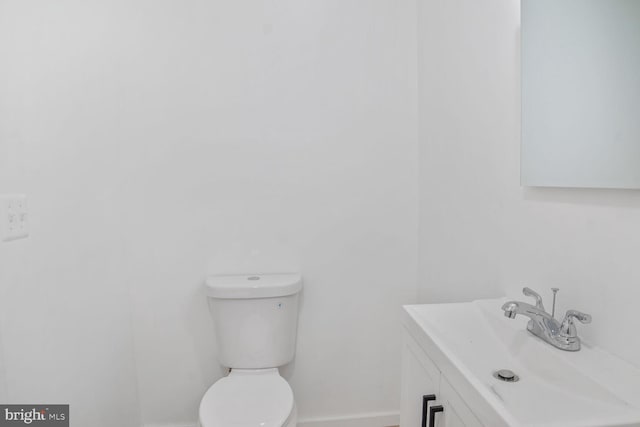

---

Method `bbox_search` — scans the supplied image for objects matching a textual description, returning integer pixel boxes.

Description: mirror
[521,0,640,189]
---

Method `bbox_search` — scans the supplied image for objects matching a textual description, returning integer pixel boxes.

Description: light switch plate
[0,194,29,242]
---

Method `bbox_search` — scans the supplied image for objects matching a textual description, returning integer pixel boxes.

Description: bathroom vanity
[401,299,640,427]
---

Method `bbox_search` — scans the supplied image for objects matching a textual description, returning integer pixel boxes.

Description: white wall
[123,0,418,424]
[417,0,640,367]
[0,0,419,425]
[0,2,142,426]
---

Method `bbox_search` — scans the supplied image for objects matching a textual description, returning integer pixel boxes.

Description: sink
[403,298,640,427]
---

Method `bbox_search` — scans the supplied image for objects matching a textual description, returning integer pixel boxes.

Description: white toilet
[199,274,302,427]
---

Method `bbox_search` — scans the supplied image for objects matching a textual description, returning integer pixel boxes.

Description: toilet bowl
[199,274,302,427]
[199,369,296,427]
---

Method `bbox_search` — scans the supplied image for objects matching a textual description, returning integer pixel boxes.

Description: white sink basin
[403,299,640,427]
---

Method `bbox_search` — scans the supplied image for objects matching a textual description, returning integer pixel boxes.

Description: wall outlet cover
[0,194,29,242]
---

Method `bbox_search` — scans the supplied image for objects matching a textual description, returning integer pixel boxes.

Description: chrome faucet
[502,287,591,351]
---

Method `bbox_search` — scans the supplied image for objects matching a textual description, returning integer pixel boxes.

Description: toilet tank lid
[205,274,302,299]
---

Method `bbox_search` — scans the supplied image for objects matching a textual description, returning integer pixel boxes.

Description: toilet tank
[205,274,302,369]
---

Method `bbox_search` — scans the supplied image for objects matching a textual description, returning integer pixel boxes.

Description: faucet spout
[502,302,518,319]
[501,301,552,322]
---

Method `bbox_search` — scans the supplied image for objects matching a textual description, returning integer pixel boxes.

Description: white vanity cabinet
[401,332,438,426]
[401,300,640,427]
[401,330,482,427]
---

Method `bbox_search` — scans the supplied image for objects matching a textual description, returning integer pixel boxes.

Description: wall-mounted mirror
[521,0,640,189]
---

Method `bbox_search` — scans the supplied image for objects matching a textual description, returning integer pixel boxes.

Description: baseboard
[297,412,399,427]
[142,424,197,427]
[143,411,399,427]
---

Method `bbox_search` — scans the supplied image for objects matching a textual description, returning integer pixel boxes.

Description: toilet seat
[199,368,294,427]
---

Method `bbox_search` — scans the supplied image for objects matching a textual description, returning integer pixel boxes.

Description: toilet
[199,274,302,427]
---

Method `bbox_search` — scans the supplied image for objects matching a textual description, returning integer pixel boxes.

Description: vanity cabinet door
[427,405,462,427]
[438,377,483,427]
[400,331,440,427]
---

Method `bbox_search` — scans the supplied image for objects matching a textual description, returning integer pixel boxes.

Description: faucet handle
[522,287,545,311]
[560,310,592,337]
[563,309,592,324]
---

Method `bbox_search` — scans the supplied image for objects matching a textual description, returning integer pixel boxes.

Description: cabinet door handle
[422,395,436,427]
[429,405,444,426]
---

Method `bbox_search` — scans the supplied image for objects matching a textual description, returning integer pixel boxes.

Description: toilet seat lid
[199,368,294,427]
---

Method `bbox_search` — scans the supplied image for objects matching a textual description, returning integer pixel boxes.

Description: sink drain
[493,369,519,382]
